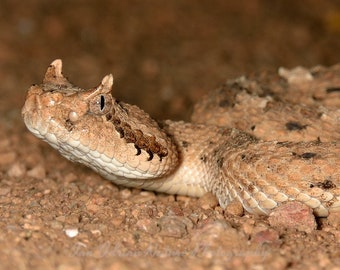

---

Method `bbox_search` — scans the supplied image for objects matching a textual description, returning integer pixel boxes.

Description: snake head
[22,59,115,139]
[22,59,178,181]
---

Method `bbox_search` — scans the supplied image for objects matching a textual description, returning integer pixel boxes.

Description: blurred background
[1,0,340,123]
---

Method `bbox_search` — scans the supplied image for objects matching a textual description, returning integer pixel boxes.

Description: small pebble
[251,228,281,246]
[327,211,340,230]
[11,197,23,205]
[176,195,193,205]
[27,164,46,179]
[29,200,40,208]
[130,192,156,203]
[198,192,218,209]
[268,202,317,233]
[158,216,187,238]
[23,223,41,231]
[64,214,80,224]
[111,210,126,227]
[191,220,246,253]
[224,199,244,216]
[65,228,79,238]
[242,219,256,235]
[83,223,107,235]
[85,203,100,213]
[50,220,63,230]
[63,172,78,183]
[157,194,176,203]
[56,216,66,222]
[166,205,184,216]
[136,218,159,234]
[90,229,102,236]
[85,196,107,212]
[195,220,231,239]
[120,188,132,199]
[7,162,26,178]
[278,66,313,84]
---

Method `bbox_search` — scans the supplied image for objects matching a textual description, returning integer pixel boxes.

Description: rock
[111,210,126,227]
[27,164,46,179]
[157,216,188,238]
[251,228,281,246]
[327,211,340,230]
[130,191,156,203]
[63,172,78,183]
[191,220,247,255]
[64,214,80,224]
[64,228,79,238]
[224,199,244,216]
[194,219,231,241]
[242,219,256,235]
[7,162,26,178]
[85,195,108,213]
[136,218,159,234]
[50,220,63,230]
[166,205,184,216]
[268,201,317,233]
[119,189,132,199]
[198,192,218,209]
[279,66,313,84]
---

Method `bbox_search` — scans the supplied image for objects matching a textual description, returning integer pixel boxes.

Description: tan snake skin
[22,60,340,217]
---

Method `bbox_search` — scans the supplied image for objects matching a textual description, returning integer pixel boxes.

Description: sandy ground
[1,1,340,269]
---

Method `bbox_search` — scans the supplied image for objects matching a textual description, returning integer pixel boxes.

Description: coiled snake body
[22,60,340,217]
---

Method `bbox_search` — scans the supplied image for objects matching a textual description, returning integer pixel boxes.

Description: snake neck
[143,121,258,198]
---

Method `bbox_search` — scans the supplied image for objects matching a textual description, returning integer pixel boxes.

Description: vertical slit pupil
[100,95,105,111]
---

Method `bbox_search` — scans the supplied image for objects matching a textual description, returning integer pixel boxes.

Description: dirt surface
[1,1,340,269]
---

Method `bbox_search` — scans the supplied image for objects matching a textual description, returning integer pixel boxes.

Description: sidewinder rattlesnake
[22,60,340,217]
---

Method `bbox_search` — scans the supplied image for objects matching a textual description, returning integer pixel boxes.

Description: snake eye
[89,94,113,115]
[100,95,105,111]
